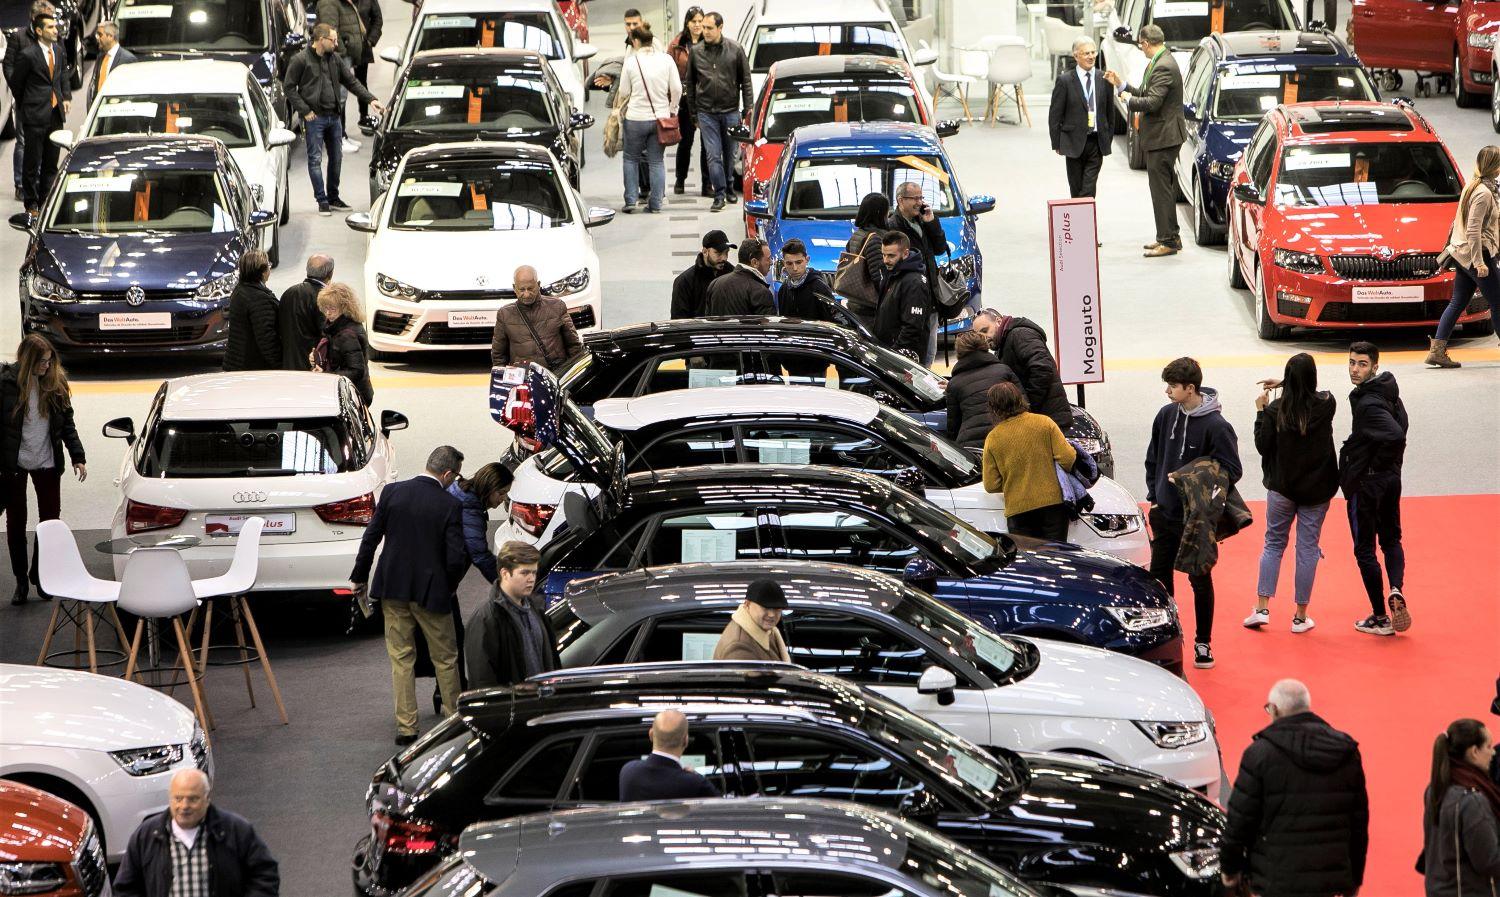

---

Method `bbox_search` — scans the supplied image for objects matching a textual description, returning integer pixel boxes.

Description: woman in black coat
[222,250,280,371]
[945,331,1021,450]
[842,192,889,333]
[310,283,374,405]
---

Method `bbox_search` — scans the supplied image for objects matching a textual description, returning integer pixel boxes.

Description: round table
[94,534,203,555]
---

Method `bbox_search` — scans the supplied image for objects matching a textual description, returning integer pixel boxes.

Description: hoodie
[1144,387,1242,521]
[1339,370,1407,492]
[875,249,931,359]
[1254,391,1339,506]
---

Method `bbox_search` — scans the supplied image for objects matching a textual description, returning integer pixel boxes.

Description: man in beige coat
[712,579,792,662]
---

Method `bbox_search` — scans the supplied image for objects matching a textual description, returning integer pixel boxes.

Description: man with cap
[713,579,791,662]
[671,229,735,319]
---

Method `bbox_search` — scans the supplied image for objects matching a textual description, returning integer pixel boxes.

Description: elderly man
[490,265,583,371]
[113,769,279,897]
[1048,38,1114,199]
[1105,24,1187,257]
[712,578,791,662]
[88,21,135,106]
[972,309,1071,429]
[619,709,721,801]
[279,253,334,370]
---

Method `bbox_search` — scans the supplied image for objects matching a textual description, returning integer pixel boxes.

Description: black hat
[745,578,790,610]
[702,229,736,252]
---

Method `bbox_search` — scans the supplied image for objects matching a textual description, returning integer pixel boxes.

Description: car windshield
[1273,143,1462,206]
[48,169,234,234]
[90,94,255,147]
[859,685,1023,807]
[1147,0,1298,48]
[785,155,956,219]
[872,491,997,568]
[856,341,947,403]
[115,0,268,51]
[891,593,1032,682]
[761,76,921,141]
[751,23,902,72]
[389,158,570,230]
[871,407,978,479]
[901,822,1035,897]
[138,418,358,477]
[415,12,564,60]
[394,69,558,132]
[1213,67,1375,120]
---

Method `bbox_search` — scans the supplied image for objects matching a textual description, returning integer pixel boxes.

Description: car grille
[568,306,595,330]
[420,288,517,303]
[1329,253,1441,281]
[64,324,208,344]
[372,311,414,336]
[73,289,199,302]
[1317,300,1450,323]
[73,825,107,897]
[415,323,493,345]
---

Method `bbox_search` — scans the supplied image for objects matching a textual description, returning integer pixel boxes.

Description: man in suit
[11,9,71,213]
[350,445,468,745]
[279,254,334,370]
[3,2,54,202]
[1106,24,1187,257]
[619,709,721,802]
[88,21,135,107]
[1048,37,1114,199]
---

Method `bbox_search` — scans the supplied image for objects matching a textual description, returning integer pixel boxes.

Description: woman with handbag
[1422,718,1500,895]
[1428,145,1500,368]
[668,7,708,196]
[309,282,375,405]
[615,24,682,214]
[837,193,890,333]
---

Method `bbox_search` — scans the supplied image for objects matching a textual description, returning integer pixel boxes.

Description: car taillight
[315,493,374,525]
[510,501,556,537]
[372,811,445,856]
[125,499,188,534]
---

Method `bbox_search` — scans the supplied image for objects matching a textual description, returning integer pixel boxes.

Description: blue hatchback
[1176,29,1378,245]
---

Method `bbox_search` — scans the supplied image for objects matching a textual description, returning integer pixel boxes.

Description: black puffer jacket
[1254,391,1339,506]
[944,350,1020,449]
[704,266,775,316]
[777,271,836,321]
[1223,711,1369,897]
[1339,371,1407,492]
[995,317,1071,429]
[322,315,373,405]
[875,250,929,359]
[223,281,281,371]
[0,365,86,473]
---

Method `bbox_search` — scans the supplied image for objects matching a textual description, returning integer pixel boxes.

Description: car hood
[0,784,87,863]
[376,126,564,172]
[969,542,1172,609]
[0,664,197,751]
[1003,637,1205,722]
[1205,119,1256,165]
[35,230,238,291]
[369,226,592,290]
[1271,200,1457,256]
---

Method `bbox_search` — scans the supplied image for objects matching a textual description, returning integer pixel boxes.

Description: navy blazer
[350,475,467,613]
[12,39,71,122]
[1048,65,1114,159]
[88,46,138,106]
[618,753,721,802]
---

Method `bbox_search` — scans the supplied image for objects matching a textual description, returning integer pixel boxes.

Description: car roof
[1212,30,1351,61]
[584,317,865,358]
[1275,101,1435,142]
[788,121,943,156]
[160,372,342,420]
[407,47,550,70]
[98,59,255,95]
[753,0,895,26]
[418,0,556,13]
[769,54,913,79]
[402,140,557,164]
[593,385,880,431]
[64,135,225,171]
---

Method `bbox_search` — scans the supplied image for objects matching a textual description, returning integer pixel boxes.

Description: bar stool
[119,547,212,740]
[188,517,288,724]
[34,520,130,674]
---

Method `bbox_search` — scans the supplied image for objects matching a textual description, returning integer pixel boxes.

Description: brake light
[371,811,445,856]
[125,499,188,534]
[510,501,556,537]
[315,493,374,525]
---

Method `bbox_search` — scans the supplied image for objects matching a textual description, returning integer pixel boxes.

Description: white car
[53,60,296,266]
[378,0,597,109]
[345,141,611,355]
[499,386,1149,566]
[0,664,212,862]
[101,371,405,591]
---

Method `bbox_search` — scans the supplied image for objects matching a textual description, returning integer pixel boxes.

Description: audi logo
[125,285,146,306]
[232,491,268,503]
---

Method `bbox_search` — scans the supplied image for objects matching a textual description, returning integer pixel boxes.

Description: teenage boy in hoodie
[1145,356,1242,670]
[1340,341,1411,637]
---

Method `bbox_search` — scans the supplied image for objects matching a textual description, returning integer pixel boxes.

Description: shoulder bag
[933,250,973,320]
[515,303,560,370]
[636,55,681,146]
[833,231,881,308]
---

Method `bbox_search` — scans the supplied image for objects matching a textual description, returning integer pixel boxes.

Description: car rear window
[762,76,921,141]
[416,12,563,60]
[1274,143,1461,206]
[139,418,360,477]
[1147,0,1298,48]
[394,68,557,132]
[751,23,901,72]
[115,0,269,50]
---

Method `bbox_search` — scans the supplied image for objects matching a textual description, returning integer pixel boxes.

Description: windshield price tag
[771,96,832,114]
[948,751,1000,792]
[1153,0,1207,15]
[399,181,464,197]
[404,84,467,100]
[66,174,138,192]
[680,633,718,661]
[118,3,173,17]
[971,630,1015,671]
[681,530,737,563]
[1284,152,1349,171]
[687,368,738,388]
[98,101,160,118]
[751,438,811,464]
[952,527,992,560]
[424,15,476,28]
[1220,73,1280,90]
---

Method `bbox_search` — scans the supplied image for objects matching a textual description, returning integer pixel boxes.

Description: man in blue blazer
[619,709,722,802]
[87,21,137,107]
[1048,36,1114,199]
[350,445,468,744]
[10,9,71,212]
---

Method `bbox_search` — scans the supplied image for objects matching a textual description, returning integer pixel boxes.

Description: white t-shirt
[171,820,201,849]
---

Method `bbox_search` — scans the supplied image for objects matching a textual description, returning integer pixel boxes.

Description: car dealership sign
[1047,199,1105,385]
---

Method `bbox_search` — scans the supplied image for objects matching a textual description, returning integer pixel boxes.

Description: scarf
[1450,761,1500,820]
[782,269,810,289]
[730,604,790,662]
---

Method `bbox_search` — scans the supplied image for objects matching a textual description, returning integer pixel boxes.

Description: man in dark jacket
[223,251,281,371]
[1105,24,1188,256]
[1048,37,1113,198]
[886,182,947,364]
[350,0,382,120]
[283,24,382,215]
[619,709,721,802]
[10,9,70,212]
[972,308,1072,430]
[671,230,734,318]
[1340,341,1411,637]
[683,12,751,211]
[775,239,836,320]
[113,768,279,897]
[2,2,54,202]
[464,541,558,689]
[875,231,930,360]
[489,265,583,371]
[316,0,375,143]
[945,330,1020,449]
[705,239,775,315]
[88,21,136,107]
[1223,680,1368,897]
[279,254,333,370]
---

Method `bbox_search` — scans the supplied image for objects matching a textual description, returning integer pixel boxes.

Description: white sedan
[346,141,611,356]
[0,664,212,862]
[101,371,404,591]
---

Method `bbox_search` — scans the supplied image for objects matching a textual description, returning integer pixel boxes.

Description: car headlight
[1273,247,1323,274]
[542,268,590,297]
[1134,719,1211,748]
[1469,31,1495,49]
[1168,846,1221,879]
[1070,436,1105,455]
[0,861,68,895]
[109,743,185,776]
[1081,512,1142,537]
[1207,159,1237,179]
[26,272,76,303]
[1104,605,1173,631]
[377,273,423,301]
[194,271,238,301]
[943,254,977,283]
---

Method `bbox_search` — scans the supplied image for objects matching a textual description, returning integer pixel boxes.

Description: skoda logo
[232,491,268,503]
[1375,247,1394,261]
[125,285,146,306]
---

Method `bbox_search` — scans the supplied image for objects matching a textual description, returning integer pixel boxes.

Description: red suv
[1226,100,1493,338]
[0,780,108,896]
[1350,0,1500,111]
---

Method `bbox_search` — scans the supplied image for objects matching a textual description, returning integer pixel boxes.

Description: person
[683,11,751,212]
[3,2,55,203]
[1422,718,1500,895]
[590,7,646,93]
[349,445,467,745]
[886,182,947,365]
[113,769,280,897]
[489,265,583,371]
[1048,37,1114,199]
[1245,353,1338,633]
[619,709,721,801]
[1104,24,1187,257]
[1144,357,1241,670]
[704,239,775,315]
[88,21,135,107]
[842,192,890,333]
[1,334,85,605]
[616,24,681,214]
[283,23,383,216]
[279,254,334,371]
[316,0,368,150]
[222,250,281,372]
[10,9,70,214]
[310,282,373,405]
[1428,145,1500,368]
[980,381,1077,541]
[464,541,560,689]
[713,578,791,661]
[776,239,835,320]
[1222,680,1368,897]
[972,309,1072,430]
[446,462,513,585]
[946,330,1020,450]
[875,231,931,361]
[668,7,708,196]
[671,230,734,318]
[352,0,384,132]
[1341,341,1411,637]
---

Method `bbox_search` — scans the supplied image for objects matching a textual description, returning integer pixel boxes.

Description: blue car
[9,135,275,357]
[745,122,994,336]
[1177,29,1378,245]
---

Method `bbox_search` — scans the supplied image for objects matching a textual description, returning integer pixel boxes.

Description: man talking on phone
[886,182,947,366]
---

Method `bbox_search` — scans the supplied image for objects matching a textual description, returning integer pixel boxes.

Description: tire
[1490,69,1500,133]
[279,183,290,226]
[1254,263,1289,339]
[1227,219,1247,288]
[1193,177,1224,246]
[68,31,84,90]
[1456,50,1484,107]
[1468,314,1496,336]
[1126,119,1146,170]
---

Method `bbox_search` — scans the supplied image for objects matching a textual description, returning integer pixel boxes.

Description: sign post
[1047,198,1105,406]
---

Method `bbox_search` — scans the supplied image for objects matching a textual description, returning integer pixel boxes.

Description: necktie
[47,46,57,107]
[97,51,110,93]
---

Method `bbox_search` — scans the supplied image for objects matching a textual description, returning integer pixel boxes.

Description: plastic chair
[927,42,979,122]
[188,518,288,724]
[35,520,130,674]
[118,548,212,740]
[1043,16,1088,79]
[984,38,1035,127]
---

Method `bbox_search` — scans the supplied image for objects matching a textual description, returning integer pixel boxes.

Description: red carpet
[1176,494,1500,896]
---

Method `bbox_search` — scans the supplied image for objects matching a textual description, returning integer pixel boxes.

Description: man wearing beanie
[713,578,792,662]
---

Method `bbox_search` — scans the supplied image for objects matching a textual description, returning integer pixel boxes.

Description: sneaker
[317,202,331,216]
[710,198,725,212]
[1290,615,1316,633]
[620,205,638,214]
[636,197,648,207]
[1242,608,1270,629]
[1193,642,1215,669]
[327,197,351,211]
[1354,614,1394,636]
[1387,589,1411,632]
[394,732,418,746]
[342,137,361,153]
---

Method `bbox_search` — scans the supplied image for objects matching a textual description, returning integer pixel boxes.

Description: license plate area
[100,312,171,330]
[205,512,296,536]
[447,310,496,327]
[1352,285,1424,303]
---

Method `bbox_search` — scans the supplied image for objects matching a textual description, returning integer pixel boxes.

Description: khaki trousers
[383,600,461,735]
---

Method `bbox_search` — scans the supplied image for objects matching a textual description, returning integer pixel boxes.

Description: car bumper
[110,536,365,591]
[1463,45,1495,90]
[1262,266,1487,329]
[1119,632,1184,678]
[366,283,603,353]
[352,833,443,897]
[21,296,229,355]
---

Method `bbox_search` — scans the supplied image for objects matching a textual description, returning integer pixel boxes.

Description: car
[0,664,211,864]
[377,0,598,109]
[350,663,1225,897]
[8,135,277,358]
[1177,30,1378,245]
[365,48,593,201]
[502,383,1146,564]
[1225,100,1495,338]
[99,371,407,592]
[55,59,296,265]
[1104,0,1302,168]
[557,0,587,41]
[0,780,109,897]
[403,798,1048,897]
[345,141,612,356]
[1348,0,1500,111]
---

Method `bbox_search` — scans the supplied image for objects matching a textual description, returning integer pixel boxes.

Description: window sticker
[118,4,173,18]
[1220,73,1280,90]
[398,181,465,197]
[66,174,138,192]
[405,83,467,100]
[771,96,832,114]
[681,529,738,563]
[750,438,811,464]
[953,528,992,559]
[98,101,159,118]
[949,751,999,792]
[687,368,738,388]
[971,630,1015,671]
[174,116,194,129]
[894,155,951,185]
[681,632,719,661]
[1153,0,1208,15]
[1284,152,1349,171]
[680,753,709,772]
[423,15,476,28]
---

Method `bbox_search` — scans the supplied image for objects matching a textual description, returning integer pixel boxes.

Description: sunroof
[1291,108,1413,133]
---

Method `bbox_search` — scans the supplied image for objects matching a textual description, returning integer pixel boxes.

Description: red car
[0,780,108,896]
[1349,0,1500,111]
[1226,100,1492,338]
[558,0,589,41]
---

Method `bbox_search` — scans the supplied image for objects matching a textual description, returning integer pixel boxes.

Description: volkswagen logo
[475,274,489,288]
[125,285,146,306]
[232,491,268,503]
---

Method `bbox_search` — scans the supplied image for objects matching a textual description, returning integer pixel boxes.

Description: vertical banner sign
[1047,198,1105,385]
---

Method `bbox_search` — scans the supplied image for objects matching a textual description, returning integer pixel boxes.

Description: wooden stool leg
[35,601,62,665]
[1018,85,1032,127]
[108,605,131,660]
[229,597,256,708]
[959,85,973,122]
[198,600,213,675]
[238,597,287,724]
[172,617,213,735]
[84,605,98,674]
[124,620,144,682]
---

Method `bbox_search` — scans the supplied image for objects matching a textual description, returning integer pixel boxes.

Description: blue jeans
[304,114,344,205]
[697,111,740,199]
[1256,491,1329,607]
[622,118,665,211]
[1435,251,1500,340]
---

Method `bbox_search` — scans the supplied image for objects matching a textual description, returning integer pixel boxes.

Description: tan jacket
[1444,182,1500,270]
[489,297,583,371]
[712,608,790,663]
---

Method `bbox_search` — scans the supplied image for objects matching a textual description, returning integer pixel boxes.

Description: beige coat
[712,606,790,663]
[1444,181,1500,270]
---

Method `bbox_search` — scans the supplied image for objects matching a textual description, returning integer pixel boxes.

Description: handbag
[603,94,624,158]
[933,251,973,319]
[635,56,681,146]
[833,231,881,310]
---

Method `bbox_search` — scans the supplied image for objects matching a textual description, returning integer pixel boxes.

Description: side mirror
[727,123,752,142]
[379,46,402,64]
[570,111,596,130]
[744,199,770,219]
[102,416,136,444]
[267,127,296,148]
[911,47,939,67]
[892,466,925,495]
[380,409,409,436]
[1232,182,1264,205]
[968,194,996,215]
[1113,26,1134,43]
[1183,103,1198,121]
[917,666,958,706]
[8,212,35,232]
[345,211,376,233]
[934,119,960,138]
[49,129,75,149]
[249,208,275,227]
[897,788,942,822]
[585,207,615,228]
[574,42,598,61]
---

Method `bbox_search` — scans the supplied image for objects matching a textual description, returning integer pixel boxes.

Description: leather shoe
[673,183,685,195]
[11,584,27,606]
[395,732,418,746]
[1143,244,1179,258]
[1142,241,1161,250]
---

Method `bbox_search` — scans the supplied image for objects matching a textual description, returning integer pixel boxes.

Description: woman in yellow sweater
[981,381,1077,541]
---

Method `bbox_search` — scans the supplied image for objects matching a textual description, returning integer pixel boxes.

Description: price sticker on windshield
[98,101,160,118]
[971,631,1015,671]
[118,3,173,18]
[771,96,832,114]
[1153,0,1207,15]
[1220,73,1280,90]
[952,527,992,560]
[948,751,1000,792]
[404,84,467,100]
[66,174,138,192]
[398,181,464,197]
[1284,152,1349,171]
[424,15,476,28]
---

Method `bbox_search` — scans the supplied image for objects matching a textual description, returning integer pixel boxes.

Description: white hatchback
[102,371,405,591]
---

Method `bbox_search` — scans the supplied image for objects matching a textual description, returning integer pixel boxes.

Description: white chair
[188,518,288,724]
[984,37,1035,127]
[1043,16,1088,79]
[927,43,979,122]
[35,520,130,674]
[118,547,212,740]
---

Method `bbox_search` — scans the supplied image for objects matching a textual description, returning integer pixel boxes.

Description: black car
[351,663,1224,897]
[365,48,592,201]
[9,135,275,357]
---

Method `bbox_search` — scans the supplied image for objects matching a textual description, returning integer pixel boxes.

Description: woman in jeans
[1421,718,1500,895]
[615,24,682,214]
[842,193,890,333]
[980,381,1076,541]
[1245,352,1337,632]
[1428,145,1500,368]
[668,7,707,195]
